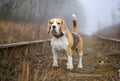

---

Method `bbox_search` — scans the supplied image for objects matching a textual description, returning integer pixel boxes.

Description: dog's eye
[57,22,60,25]
[50,22,53,24]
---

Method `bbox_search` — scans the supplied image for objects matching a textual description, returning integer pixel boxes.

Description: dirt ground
[0,36,120,81]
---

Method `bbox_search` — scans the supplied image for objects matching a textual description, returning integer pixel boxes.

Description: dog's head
[47,18,67,36]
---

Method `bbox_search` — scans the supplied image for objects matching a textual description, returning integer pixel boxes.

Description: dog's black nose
[52,25,56,29]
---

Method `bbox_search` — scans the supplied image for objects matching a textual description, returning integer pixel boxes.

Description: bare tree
[0,0,86,32]
[0,0,25,20]
[111,2,120,25]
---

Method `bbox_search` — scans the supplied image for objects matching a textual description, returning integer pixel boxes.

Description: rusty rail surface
[1,36,119,49]
[0,39,51,49]
[99,36,120,42]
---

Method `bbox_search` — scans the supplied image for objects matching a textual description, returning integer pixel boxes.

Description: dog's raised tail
[72,14,77,33]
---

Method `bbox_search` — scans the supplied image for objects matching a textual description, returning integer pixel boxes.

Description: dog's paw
[67,64,73,70]
[77,64,83,68]
[52,63,58,67]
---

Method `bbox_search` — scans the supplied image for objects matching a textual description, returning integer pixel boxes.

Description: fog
[80,0,120,35]
[0,0,85,32]
[0,0,120,35]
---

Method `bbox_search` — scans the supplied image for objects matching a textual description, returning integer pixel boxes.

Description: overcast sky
[80,0,120,35]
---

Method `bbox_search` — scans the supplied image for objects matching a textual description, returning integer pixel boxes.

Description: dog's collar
[53,29,69,38]
[53,32,64,38]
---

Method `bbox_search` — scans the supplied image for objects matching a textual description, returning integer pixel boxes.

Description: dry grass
[0,36,120,81]
[0,21,120,81]
[0,21,50,44]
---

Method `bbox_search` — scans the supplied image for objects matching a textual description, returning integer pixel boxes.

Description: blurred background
[0,0,120,44]
[81,0,120,35]
[0,1,120,81]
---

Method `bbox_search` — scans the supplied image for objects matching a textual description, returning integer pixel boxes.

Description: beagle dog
[47,15,83,69]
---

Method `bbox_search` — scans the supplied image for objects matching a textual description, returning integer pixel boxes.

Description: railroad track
[0,36,119,49]
[0,36,120,81]
[0,39,51,49]
[99,36,120,42]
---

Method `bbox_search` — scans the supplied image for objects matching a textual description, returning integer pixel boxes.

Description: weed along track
[0,36,120,81]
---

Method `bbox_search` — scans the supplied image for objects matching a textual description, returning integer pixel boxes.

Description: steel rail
[0,39,51,49]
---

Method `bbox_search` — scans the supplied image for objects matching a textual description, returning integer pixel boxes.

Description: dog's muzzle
[52,30,57,34]
[52,25,56,29]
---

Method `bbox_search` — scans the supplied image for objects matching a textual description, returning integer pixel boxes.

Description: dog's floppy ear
[61,20,67,34]
[47,20,51,33]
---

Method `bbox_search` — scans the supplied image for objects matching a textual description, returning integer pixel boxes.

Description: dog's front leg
[66,48,73,69]
[52,48,58,67]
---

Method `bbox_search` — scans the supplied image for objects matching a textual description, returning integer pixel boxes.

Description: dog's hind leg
[76,37,83,68]
[66,48,73,70]
[77,51,83,68]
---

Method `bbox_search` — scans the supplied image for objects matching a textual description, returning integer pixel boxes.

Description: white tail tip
[72,14,76,20]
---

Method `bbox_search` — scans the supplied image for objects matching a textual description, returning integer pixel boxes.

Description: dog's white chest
[51,36,68,51]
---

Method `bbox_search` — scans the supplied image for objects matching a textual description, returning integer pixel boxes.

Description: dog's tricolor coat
[47,15,83,69]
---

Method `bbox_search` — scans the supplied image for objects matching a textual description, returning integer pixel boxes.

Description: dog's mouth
[52,30,58,35]
[52,30,64,38]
